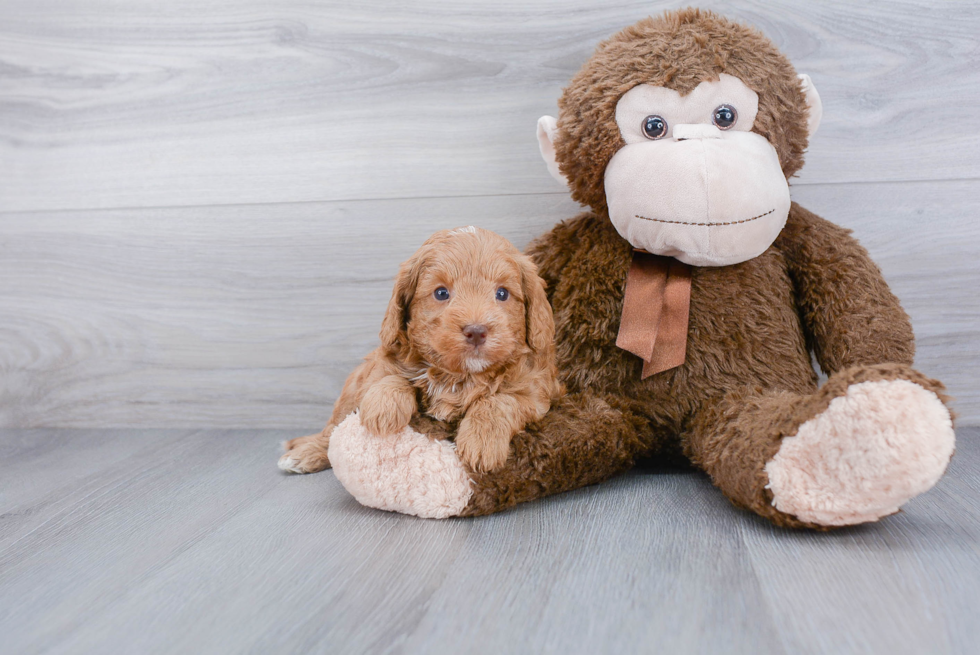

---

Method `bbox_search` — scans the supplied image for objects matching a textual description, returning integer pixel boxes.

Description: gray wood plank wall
[2,0,978,428]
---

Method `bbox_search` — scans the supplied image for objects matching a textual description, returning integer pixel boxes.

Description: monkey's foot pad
[765,379,955,526]
[328,412,473,519]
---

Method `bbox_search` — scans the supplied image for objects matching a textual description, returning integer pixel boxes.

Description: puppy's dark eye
[642,115,667,140]
[433,287,450,301]
[495,287,509,301]
[712,104,737,130]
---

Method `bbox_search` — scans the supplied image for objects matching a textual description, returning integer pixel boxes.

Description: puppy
[279,226,563,474]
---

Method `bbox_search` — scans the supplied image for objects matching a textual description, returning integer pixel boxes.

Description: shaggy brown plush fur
[555,7,811,217]
[421,9,952,527]
[447,206,945,525]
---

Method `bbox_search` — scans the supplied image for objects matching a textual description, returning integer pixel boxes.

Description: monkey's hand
[359,375,416,437]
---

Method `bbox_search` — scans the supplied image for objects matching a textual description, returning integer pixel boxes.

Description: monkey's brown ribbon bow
[615,252,692,379]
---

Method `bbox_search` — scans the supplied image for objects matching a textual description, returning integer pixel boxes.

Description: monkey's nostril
[462,324,489,346]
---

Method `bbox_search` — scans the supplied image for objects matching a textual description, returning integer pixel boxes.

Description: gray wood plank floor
[1,427,977,655]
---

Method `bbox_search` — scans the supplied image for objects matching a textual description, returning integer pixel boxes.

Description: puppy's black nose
[462,324,488,346]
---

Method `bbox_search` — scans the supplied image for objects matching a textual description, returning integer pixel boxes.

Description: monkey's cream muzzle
[603,127,791,267]
[537,73,822,269]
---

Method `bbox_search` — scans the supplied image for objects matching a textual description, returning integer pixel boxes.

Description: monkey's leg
[327,392,647,518]
[685,364,955,528]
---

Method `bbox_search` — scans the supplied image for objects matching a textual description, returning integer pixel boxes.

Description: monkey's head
[537,9,822,267]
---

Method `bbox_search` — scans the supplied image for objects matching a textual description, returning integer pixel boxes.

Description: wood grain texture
[1,0,978,212]
[1,0,978,428]
[2,181,977,429]
[0,427,977,654]
[0,193,575,428]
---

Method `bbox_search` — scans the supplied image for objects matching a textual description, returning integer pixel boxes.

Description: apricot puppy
[279,226,563,473]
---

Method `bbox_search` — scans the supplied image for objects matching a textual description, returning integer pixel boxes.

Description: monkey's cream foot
[278,433,332,474]
[327,413,473,519]
[764,379,955,526]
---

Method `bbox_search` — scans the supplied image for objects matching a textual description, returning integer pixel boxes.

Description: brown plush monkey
[320,9,956,528]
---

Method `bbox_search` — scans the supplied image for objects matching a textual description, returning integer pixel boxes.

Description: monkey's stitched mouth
[635,207,775,227]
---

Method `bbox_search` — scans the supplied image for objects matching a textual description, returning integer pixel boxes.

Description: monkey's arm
[324,390,646,518]
[775,202,915,373]
[410,391,646,516]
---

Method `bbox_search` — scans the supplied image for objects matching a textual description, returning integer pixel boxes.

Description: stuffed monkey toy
[306,9,955,528]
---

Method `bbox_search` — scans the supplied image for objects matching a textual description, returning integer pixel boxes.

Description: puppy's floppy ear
[517,253,555,355]
[379,248,426,355]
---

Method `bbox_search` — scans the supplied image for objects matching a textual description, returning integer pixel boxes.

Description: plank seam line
[1,177,979,216]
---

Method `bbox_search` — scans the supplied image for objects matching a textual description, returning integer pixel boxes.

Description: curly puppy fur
[281,227,563,474]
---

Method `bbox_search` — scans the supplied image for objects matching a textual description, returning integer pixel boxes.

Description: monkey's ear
[798,74,822,139]
[536,116,569,189]
[378,253,424,355]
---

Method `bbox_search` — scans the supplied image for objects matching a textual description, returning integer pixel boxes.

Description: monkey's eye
[495,287,510,301]
[642,115,668,140]
[712,104,738,130]
[433,287,450,301]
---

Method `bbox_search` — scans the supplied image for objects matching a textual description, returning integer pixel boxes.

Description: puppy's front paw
[360,385,414,437]
[455,417,512,473]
